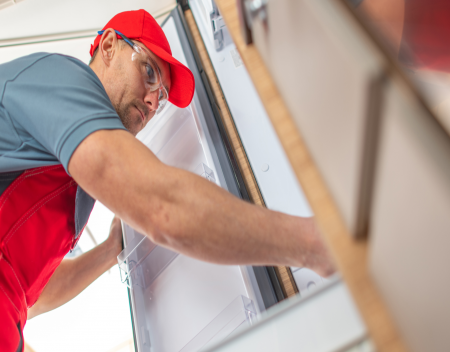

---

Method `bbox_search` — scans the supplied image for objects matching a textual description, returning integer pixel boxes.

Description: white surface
[180,296,256,352]
[122,228,252,352]
[129,250,250,352]
[156,15,229,189]
[0,0,175,41]
[190,0,312,218]
[138,103,220,186]
[25,267,133,352]
[0,35,95,65]
[206,281,367,352]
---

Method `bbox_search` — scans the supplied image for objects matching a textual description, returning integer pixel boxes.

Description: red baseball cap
[90,9,195,108]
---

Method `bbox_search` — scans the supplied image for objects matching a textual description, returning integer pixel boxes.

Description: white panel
[369,77,450,352]
[0,0,175,41]
[122,223,251,352]
[132,252,249,352]
[206,281,367,352]
[137,102,221,187]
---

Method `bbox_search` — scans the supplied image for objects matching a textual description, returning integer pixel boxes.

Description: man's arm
[28,217,123,319]
[68,129,335,275]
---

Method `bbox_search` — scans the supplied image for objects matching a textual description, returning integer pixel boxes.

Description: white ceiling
[0,0,176,43]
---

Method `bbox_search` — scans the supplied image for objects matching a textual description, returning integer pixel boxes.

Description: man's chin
[129,119,143,136]
[117,113,140,134]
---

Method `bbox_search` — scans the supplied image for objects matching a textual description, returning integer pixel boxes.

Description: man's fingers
[111,215,122,226]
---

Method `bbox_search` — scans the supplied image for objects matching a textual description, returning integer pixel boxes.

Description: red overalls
[0,165,95,351]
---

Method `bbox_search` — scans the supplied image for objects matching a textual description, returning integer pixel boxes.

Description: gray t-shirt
[0,52,126,174]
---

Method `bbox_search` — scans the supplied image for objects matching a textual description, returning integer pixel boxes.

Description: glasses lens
[155,86,168,115]
[145,63,158,86]
[132,44,170,116]
[132,46,161,91]
[142,61,161,91]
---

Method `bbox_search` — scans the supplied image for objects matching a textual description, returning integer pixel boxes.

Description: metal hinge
[210,1,226,51]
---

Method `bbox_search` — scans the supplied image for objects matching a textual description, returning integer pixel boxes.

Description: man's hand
[297,218,336,277]
[28,216,124,319]
[68,129,336,274]
[105,216,123,264]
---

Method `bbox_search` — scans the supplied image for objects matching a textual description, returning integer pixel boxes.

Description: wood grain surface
[184,9,298,299]
[213,0,409,351]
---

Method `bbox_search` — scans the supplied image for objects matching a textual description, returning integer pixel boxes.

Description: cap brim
[141,39,195,109]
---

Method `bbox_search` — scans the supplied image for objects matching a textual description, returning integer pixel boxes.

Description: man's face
[109,40,171,136]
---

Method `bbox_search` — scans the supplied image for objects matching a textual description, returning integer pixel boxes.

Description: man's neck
[89,61,104,84]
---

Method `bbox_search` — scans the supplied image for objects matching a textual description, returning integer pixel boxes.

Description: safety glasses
[97,29,169,115]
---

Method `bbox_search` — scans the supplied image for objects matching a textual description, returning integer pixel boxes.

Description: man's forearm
[69,130,334,275]
[28,235,120,319]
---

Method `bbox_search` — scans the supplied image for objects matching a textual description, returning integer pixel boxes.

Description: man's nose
[144,89,160,112]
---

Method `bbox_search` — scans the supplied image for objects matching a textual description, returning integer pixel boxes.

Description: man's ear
[98,28,118,67]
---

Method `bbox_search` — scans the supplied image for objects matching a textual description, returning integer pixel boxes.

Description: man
[0,9,334,351]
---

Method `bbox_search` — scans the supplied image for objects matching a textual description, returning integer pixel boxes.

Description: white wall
[0,36,95,65]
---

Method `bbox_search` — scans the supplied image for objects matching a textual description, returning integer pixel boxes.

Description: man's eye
[145,64,157,84]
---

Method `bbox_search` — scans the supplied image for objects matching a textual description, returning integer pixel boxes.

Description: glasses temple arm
[97,30,135,48]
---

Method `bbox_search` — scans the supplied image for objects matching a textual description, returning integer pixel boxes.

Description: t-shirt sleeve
[2,54,126,173]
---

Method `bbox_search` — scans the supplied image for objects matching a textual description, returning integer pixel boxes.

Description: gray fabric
[0,53,126,175]
[74,185,96,239]
[0,170,23,196]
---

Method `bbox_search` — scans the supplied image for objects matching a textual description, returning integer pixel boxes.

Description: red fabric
[0,287,22,352]
[90,9,195,108]
[402,0,450,71]
[0,165,79,352]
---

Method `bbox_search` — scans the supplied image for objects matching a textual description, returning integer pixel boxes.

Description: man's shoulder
[0,53,99,87]
[1,52,86,70]
[26,52,90,72]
